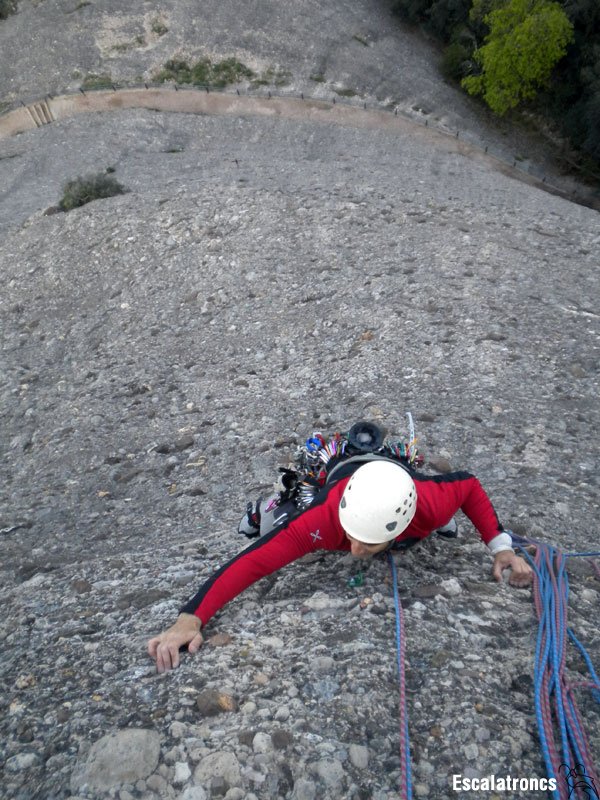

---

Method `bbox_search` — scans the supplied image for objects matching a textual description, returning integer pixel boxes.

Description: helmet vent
[340,497,347,509]
[395,507,401,513]
[386,521,397,532]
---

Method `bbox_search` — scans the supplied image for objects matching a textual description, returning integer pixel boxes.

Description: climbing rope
[511,535,600,800]
[388,551,413,800]
[387,537,599,800]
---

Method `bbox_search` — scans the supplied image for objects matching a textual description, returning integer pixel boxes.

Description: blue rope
[564,552,600,558]
[568,629,600,703]
[384,531,599,798]
[527,550,561,799]
[552,552,571,769]
[509,531,600,560]
[388,552,413,800]
[514,538,600,797]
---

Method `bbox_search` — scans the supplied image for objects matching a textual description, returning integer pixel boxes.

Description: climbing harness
[511,534,600,800]
[388,551,413,800]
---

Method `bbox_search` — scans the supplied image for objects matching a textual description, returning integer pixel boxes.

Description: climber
[148,459,533,673]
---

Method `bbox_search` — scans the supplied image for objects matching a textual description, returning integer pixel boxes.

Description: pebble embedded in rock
[174,761,192,785]
[271,729,293,750]
[170,722,188,739]
[196,689,238,716]
[14,673,36,689]
[174,434,195,451]
[463,743,479,760]
[223,789,244,800]
[475,727,491,742]
[313,656,335,673]
[292,777,317,800]
[274,706,290,722]
[237,729,255,747]
[146,773,168,793]
[252,732,273,753]
[178,787,208,800]
[313,757,345,790]
[70,729,160,792]
[440,578,462,596]
[348,744,369,768]
[194,751,241,788]
[71,578,92,593]
[6,752,41,772]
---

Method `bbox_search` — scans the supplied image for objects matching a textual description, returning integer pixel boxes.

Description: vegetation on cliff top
[154,58,255,89]
[392,0,600,172]
[59,171,127,211]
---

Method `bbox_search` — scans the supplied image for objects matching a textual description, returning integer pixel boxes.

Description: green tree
[462,0,574,114]
[468,0,505,38]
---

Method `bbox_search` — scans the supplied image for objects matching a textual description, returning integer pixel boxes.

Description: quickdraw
[282,414,424,514]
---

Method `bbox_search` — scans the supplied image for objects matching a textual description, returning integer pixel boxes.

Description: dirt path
[2,87,597,211]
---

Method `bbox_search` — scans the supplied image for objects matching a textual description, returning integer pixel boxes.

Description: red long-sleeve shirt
[180,471,503,626]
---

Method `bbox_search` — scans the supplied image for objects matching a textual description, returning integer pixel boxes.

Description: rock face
[0,3,599,800]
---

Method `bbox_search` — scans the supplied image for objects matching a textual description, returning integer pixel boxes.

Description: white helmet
[338,460,417,544]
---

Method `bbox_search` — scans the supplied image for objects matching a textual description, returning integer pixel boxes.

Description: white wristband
[487,532,514,555]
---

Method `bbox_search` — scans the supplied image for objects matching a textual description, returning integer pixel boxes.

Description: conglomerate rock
[0,4,599,800]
